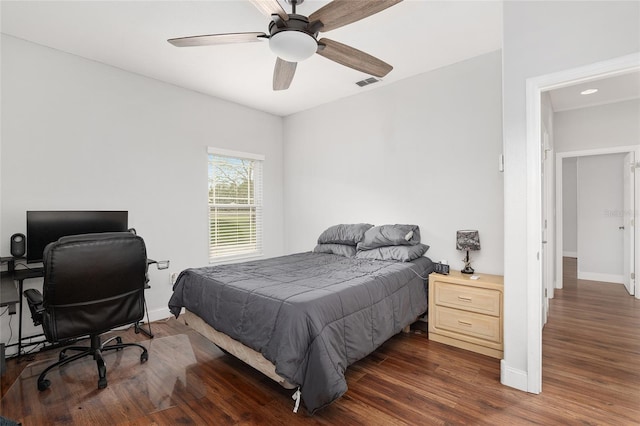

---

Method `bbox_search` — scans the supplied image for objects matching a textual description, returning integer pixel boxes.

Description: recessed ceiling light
[580,88,598,95]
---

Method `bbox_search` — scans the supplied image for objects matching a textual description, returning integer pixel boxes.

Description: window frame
[207,147,264,263]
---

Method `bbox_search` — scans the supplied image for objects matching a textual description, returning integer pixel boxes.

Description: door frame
[525,52,640,393]
[555,146,639,290]
[541,124,554,326]
[623,151,636,296]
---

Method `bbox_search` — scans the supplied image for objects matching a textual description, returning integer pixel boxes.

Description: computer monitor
[26,210,128,263]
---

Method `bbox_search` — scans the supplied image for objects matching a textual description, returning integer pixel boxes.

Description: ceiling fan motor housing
[268,14,318,62]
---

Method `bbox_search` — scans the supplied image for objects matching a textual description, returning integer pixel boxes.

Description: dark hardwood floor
[1,258,639,424]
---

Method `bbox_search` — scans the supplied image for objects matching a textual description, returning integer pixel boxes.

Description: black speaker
[10,233,26,258]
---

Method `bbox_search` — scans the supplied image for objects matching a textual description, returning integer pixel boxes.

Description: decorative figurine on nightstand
[456,230,480,274]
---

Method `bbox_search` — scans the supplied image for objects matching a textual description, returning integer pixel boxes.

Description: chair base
[37,334,148,391]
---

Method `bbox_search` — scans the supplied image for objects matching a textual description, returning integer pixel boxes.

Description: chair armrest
[24,288,44,326]
[24,288,43,305]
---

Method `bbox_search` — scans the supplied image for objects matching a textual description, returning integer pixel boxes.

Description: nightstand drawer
[434,282,501,316]
[433,306,501,344]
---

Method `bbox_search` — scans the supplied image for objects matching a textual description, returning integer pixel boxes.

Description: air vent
[355,77,381,87]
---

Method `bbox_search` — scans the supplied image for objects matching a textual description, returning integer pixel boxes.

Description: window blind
[208,149,263,261]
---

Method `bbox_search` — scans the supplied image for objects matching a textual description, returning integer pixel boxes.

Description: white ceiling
[1,0,504,116]
[549,71,640,112]
[5,1,635,116]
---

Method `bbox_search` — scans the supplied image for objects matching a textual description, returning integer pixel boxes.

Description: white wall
[576,154,625,283]
[555,100,640,153]
[562,158,578,257]
[0,35,284,353]
[283,51,504,275]
[502,0,640,391]
[556,99,640,274]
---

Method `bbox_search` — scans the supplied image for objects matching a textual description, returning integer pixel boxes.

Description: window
[208,148,264,261]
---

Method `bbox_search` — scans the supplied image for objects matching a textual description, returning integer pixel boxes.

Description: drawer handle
[458,320,473,327]
[458,296,472,302]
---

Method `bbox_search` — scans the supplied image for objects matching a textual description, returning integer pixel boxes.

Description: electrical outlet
[170,272,179,285]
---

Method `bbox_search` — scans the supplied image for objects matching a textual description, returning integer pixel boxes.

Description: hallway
[541,257,640,423]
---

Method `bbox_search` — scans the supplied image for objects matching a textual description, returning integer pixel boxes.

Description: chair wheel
[98,377,108,389]
[38,379,51,391]
[59,352,67,361]
[140,352,148,363]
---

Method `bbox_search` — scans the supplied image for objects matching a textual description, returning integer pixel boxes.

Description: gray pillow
[355,244,429,262]
[313,243,357,258]
[357,224,421,251]
[317,223,373,246]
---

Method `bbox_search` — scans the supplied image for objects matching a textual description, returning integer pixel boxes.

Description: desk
[1,272,20,309]
[2,259,43,372]
[1,257,22,310]
[0,271,20,375]
[12,266,47,358]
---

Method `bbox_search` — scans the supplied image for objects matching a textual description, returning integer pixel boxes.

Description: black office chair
[24,232,149,391]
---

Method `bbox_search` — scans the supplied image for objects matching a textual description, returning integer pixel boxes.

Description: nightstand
[428,270,504,358]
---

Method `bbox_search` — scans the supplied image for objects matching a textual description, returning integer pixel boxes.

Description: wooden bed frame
[180,310,296,389]
[180,309,412,390]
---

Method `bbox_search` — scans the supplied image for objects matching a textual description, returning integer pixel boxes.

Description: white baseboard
[563,251,577,258]
[500,360,528,392]
[147,306,173,323]
[577,271,624,284]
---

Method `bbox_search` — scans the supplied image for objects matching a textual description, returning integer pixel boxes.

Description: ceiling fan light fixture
[269,30,317,62]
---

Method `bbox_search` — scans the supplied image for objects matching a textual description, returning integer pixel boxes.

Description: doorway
[556,149,636,295]
[524,52,640,394]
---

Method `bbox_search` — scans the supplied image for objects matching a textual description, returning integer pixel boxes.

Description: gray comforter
[168,252,433,413]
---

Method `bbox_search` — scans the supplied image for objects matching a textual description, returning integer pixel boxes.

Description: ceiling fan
[168,0,402,91]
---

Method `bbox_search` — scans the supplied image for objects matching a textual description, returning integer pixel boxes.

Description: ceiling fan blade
[249,0,289,22]
[273,58,297,91]
[309,0,402,32]
[168,32,267,47]
[316,38,392,78]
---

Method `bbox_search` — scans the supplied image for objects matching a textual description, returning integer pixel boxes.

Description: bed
[168,224,433,414]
